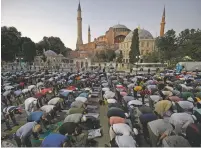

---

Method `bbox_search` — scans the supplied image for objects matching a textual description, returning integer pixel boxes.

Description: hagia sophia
[71,2,166,63]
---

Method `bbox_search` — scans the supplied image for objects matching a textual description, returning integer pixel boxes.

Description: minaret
[88,25,91,43]
[160,6,166,37]
[76,1,83,49]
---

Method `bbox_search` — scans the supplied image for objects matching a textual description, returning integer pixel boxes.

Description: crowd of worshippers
[1,70,201,147]
[102,72,201,147]
[1,71,104,147]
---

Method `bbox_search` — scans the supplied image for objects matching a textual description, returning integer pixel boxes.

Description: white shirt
[3,90,11,96]
[128,100,142,106]
[28,85,36,91]
[147,85,157,91]
[112,123,132,135]
[169,113,194,134]
[24,97,37,112]
[148,119,173,136]
[102,87,110,92]
[115,135,136,147]
[75,97,87,103]
[104,91,115,99]
[36,82,44,88]
[107,99,117,104]
[48,97,61,105]
[22,89,29,93]
[177,101,194,110]
[40,105,55,113]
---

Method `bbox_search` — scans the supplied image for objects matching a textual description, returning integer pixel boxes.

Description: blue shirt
[27,111,43,123]
[41,133,68,147]
[79,92,88,98]
[16,122,37,137]
[139,113,158,123]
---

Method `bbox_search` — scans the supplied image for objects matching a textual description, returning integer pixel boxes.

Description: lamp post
[136,55,141,75]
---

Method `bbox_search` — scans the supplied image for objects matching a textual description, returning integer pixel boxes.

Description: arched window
[147,42,149,47]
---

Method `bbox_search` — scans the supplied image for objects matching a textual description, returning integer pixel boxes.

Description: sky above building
[2,0,201,50]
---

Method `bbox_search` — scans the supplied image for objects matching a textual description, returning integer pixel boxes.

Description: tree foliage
[1,26,22,61]
[1,26,72,62]
[22,41,36,62]
[155,28,201,65]
[129,28,140,64]
[143,50,160,63]
[36,36,72,56]
[95,50,116,62]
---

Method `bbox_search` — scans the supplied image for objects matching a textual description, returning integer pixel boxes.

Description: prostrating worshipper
[110,135,137,147]
[107,107,126,119]
[27,111,49,129]
[173,97,195,113]
[154,100,175,118]
[185,123,201,147]
[48,97,64,112]
[14,122,42,147]
[2,106,22,130]
[66,107,87,115]
[24,97,38,116]
[71,100,86,109]
[109,123,133,141]
[41,133,72,147]
[147,119,174,147]
[40,105,58,123]
[169,112,196,135]
[139,113,158,142]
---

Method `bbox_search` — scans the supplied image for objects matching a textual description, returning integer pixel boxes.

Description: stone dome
[44,50,57,56]
[124,29,153,42]
[112,24,128,29]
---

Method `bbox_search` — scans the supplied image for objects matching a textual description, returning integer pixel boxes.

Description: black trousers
[15,135,32,147]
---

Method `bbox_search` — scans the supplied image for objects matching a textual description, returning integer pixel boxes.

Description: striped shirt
[3,106,18,114]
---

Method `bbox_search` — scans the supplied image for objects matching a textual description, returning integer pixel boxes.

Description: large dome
[124,29,153,42]
[112,24,128,29]
[44,50,57,56]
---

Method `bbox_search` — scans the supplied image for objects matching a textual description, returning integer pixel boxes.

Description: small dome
[112,24,128,29]
[44,50,57,56]
[58,54,64,57]
[124,29,153,42]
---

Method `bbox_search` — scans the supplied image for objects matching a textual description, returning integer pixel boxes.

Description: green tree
[156,29,178,65]
[129,28,140,64]
[99,50,106,61]
[143,50,160,63]
[22,41,36,63]
[1,26,21,61]
[36,36,71,56]
[106,50,116,62]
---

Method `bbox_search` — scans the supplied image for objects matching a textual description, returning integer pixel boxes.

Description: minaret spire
[160,5,166,37]
[88,25,91,43]
[78,0,81,11]
[76,1,83,49]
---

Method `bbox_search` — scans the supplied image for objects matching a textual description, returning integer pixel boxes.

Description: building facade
[72,2,166,59]
[119,29,155,63]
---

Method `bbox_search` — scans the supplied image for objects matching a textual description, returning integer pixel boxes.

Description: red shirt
[19,82,25,86]
[109,116,125,125]
[140,90,151,96]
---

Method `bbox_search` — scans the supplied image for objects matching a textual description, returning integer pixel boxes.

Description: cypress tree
[129,28,140,64]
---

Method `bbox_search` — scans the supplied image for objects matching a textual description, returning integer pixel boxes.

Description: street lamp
[136,55,141,75]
